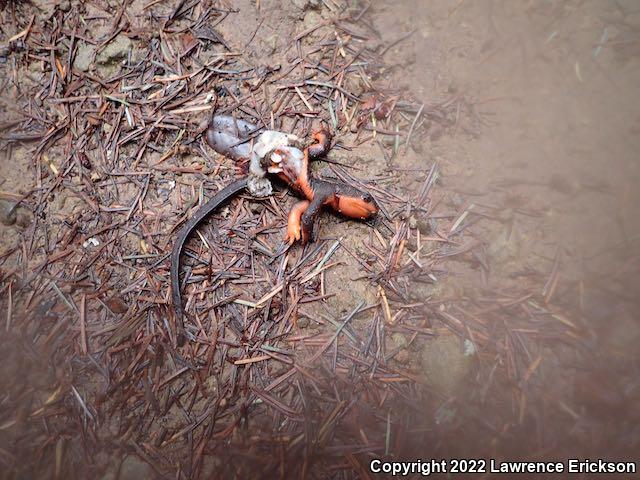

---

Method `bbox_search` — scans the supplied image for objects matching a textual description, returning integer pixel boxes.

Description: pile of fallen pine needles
[1,1,637,479]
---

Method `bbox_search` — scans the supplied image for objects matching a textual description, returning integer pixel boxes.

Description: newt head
[335,191,378,220]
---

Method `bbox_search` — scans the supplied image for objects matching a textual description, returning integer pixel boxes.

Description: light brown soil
[1,0,639,478]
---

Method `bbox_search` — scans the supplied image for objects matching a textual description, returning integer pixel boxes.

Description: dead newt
[170,115,378,345]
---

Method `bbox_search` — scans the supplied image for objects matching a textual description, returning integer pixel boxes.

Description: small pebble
[395,349,410,364]
[0,200,17,226]
[16,211,32,228]
[292,0,309,10]
[83,237,100,249]
[417,217,437,234]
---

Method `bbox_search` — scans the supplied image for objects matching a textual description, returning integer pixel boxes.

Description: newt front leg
[285,200,310,244]
[307,129,332,159]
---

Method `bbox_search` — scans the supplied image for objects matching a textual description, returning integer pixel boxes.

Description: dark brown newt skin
[170,178,248,345]
[170,116,378,345]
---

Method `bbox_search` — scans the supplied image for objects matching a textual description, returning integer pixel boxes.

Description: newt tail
[170,178,248,346]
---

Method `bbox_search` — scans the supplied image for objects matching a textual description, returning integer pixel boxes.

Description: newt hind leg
[286,188,332,245]
[299,188,334,243]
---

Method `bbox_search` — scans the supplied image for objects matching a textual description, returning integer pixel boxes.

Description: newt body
[261,129,378,243]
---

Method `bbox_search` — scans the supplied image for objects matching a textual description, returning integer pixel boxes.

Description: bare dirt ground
[1,0,639,479]
[374,0,640,463]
